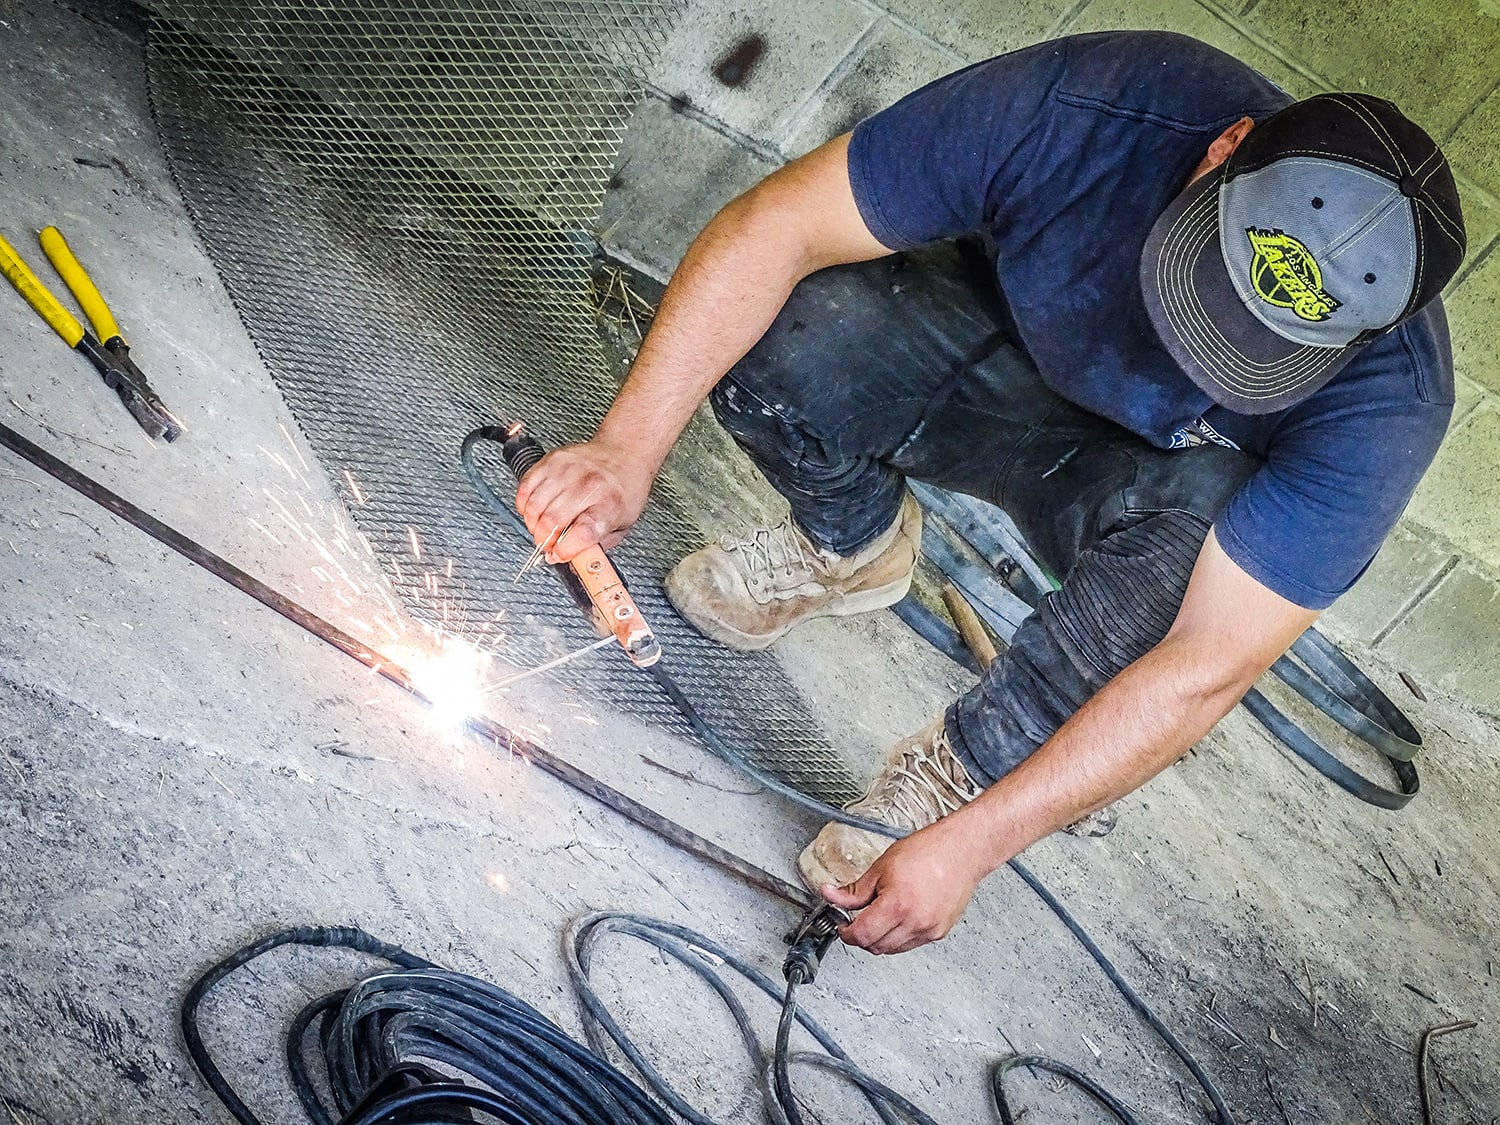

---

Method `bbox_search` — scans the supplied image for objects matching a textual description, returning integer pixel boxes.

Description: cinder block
[872,0,1080,60]
[1375,562,1500,713]
[1448,190,1500,285]
[1453,371,1490,428]
[646,0,878,146]
[1322,522,1457,646]
[1446,238,1500,396]
[1241,0,1500,137]
[1443,80,1500,199]
[782,23,963,157]
[1405,404,1500,570]
[595,97,778,279]
[1067,0,1320,99]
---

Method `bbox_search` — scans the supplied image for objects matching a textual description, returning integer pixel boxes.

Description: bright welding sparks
[407,526,423,560]
[404,635,492,728]
[257,444,301,482]
[247,519,286,548]
[278,422,311,473]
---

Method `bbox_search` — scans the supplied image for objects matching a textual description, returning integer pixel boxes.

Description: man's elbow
[707,183,821,277]
[1159,631,1278,716]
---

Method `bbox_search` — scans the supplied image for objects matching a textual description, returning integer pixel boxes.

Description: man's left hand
[820,820,987,954]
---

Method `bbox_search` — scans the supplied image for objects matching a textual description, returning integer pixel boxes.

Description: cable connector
[782,902,853,985]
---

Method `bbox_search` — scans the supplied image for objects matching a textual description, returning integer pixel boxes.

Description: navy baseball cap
[1142,93,1466,414]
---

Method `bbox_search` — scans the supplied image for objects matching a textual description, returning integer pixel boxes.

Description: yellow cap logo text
[1245,228,1341,322]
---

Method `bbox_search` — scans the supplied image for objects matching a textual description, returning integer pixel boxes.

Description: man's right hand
[514,439,652,562]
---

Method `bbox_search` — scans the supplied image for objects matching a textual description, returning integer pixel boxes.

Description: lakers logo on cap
[1245,228,1341,322]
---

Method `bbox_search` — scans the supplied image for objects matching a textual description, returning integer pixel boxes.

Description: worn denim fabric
[709,241,1261,785]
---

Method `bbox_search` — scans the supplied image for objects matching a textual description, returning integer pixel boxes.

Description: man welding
[516,31,1466,955]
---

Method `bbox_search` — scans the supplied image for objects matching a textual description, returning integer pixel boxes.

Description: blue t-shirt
[847,31,1453,610]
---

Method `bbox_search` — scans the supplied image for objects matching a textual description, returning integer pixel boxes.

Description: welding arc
[0,420,810,909]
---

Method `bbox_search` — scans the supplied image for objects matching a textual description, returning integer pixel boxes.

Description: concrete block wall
[597,0,1500,713]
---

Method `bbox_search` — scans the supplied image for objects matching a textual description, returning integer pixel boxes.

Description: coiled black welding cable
[187,918,944,1125]
[184,925,682,1125]
[181,925,432,1125]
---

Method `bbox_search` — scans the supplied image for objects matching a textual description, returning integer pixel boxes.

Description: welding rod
[0,420,811,908]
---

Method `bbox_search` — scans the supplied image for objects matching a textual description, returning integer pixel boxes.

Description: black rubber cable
[566,912,929,1125]
[1279,630,1421,760]
[180,926,433,1125]
[1241,688,1419,809]
[184,926,686,1125]
[186,919,948,1125]
[991,1055,1136,1125]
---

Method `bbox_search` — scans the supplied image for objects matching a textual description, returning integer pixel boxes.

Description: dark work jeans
[708,242,1261,787]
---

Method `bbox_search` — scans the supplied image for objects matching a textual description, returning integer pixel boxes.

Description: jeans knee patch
[1052,510,1211,679]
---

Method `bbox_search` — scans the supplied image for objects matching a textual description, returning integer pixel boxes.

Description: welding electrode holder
[783,901,854,985]
[493,422,661,668]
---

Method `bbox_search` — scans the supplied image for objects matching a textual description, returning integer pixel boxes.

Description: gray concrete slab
[646,0,878,148]
[596,97,778,280]
[1241,0,1500,137]
[873,0,1081,61]
[782,21,963,158]
[1452,370,1489,428]
[1447,242,1500,396]
[1443,79,1500,199]
[1377,560,1500,714]
[1407,404,1500,569]
[1321,522,1458,646]
[774,19,960,157]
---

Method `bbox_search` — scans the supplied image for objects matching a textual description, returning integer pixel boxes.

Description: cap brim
[1141,168,1359,415]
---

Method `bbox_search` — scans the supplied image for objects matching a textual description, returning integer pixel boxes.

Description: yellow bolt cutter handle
[0,231,86,347]
[40,225,123,344]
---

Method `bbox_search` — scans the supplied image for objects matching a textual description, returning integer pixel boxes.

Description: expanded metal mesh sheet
[144,2,859,803]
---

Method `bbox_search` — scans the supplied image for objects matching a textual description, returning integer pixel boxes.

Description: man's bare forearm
[594,194,815,479]
[946,632,1255,874]
[826,623,1281,953]
[829,531,1321,953]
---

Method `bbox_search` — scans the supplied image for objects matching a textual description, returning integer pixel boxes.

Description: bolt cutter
[0,225,182,441]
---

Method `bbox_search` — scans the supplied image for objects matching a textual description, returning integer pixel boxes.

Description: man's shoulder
[1324,299,1455,410]
[1041,31,1291,127]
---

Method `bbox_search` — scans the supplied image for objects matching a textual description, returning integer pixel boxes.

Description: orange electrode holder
[570,543,660,667]
[497,421,661,668]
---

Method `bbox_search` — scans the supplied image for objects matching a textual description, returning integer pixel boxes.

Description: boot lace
[719,520,826,590]
[853,729,981,831]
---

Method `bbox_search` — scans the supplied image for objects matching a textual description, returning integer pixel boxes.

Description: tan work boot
[664,492,921,651]
[797,718,981,891]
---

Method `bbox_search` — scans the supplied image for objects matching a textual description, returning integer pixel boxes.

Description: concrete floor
[1,2,1497,1123]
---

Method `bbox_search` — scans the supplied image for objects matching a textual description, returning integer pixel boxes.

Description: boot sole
[664,571,913,652]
